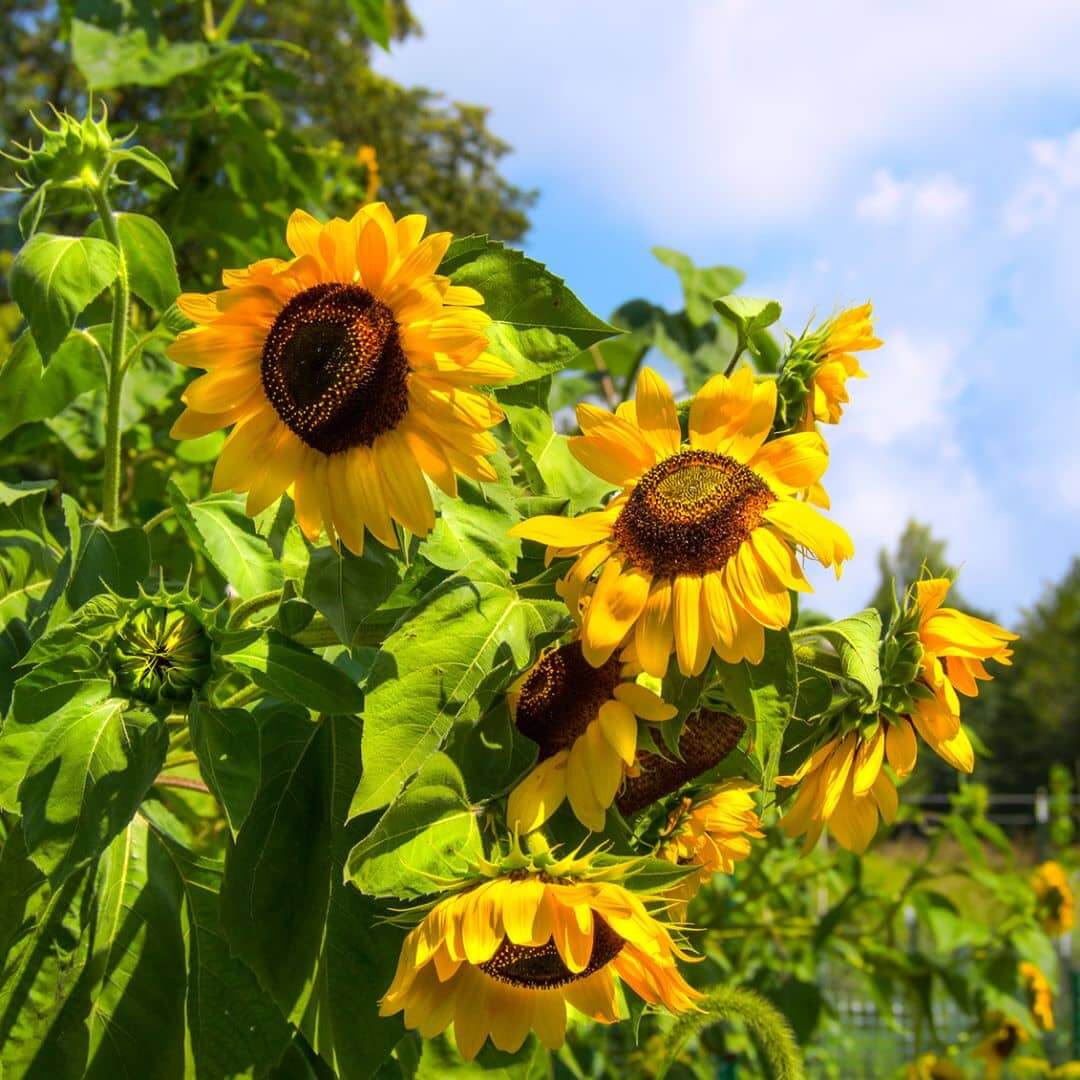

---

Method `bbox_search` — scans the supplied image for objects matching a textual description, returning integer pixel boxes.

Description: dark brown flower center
[260,283,409,454]
[478,914,624,989]
[613,449,774,577]
[515,641,623,759]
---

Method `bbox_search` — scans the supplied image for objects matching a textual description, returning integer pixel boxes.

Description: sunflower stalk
[89,180,130,527]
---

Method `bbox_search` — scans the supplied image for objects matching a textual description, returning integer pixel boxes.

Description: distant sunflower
[776,726,899,853]
[379,868,700,1059]
[973,1012,1027,1080]
[1020,961,1055,1030]
[660,781,763,914]
[510,367,853,677]
[506,640,676,834]
[799,304,880,432]
[1031,861,1075,935]
[910,578,1016,773]
[167,204,512,552]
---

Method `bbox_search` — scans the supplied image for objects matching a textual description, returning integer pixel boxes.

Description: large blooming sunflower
[1019,961,1055,1031]
[776,726,900,853]
[510,368,853,677]
[660,781,763,914]
[506,640,676,834]
[379,867,700,1059]
[167,203,513,551]
[1031,861,1075,935]
[910,578,1016,773]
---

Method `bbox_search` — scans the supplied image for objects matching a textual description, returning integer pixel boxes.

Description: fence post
[1035,787,1049,862]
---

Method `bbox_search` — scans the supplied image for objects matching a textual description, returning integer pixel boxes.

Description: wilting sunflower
[379,852,700,1059]
[510,368,853,677]
[659,781,763,914]
[167,204,513,551]
[1031,861,1075,935]
[910,578,1016,773]
[1020,961,1055,1031]
[506,640,676,834]
[798,304,880,432]
[776,726,899,853]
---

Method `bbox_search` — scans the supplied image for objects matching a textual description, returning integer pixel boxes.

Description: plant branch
[227,589,283,628]
[143,506,176,534]
[588,344,619,409]
[154,774,210,794]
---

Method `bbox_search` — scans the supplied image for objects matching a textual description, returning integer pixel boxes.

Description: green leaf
[220,709,334,1019]
[713,295,782,337]
[9,234,120,363]
[168,483,283,599]
[218,629,365,714]
[416,1034,551,1078]
[652,247,745,327]
[70,5,213,89]
[87,212,180,311]
[345,752,482,899]
[440,237,620,385]
[0,332,105,442]
[189,704,261,837]
[113,145,177,189]
[303,543,403,648]
[718,629,797,797]
[9,686,167,880]
[351,569,567,815]
[347,0,391,48]
[801,609,883,703]
[501,401,614,514]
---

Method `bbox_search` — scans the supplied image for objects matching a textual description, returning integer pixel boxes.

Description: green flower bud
[6,105,118,191]
[111,605,212,705]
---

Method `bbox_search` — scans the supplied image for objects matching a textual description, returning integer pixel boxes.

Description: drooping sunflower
[1019,961,1055,1031]
[776,726,899,853]
[1031,861,1075,935]
[167,204,513,552]
[798,303,880,432]
[659,781,763,914]
[510,368,853,677]
[379,859,700,1059]
[506,640,676,834]
[909,578,1016,773]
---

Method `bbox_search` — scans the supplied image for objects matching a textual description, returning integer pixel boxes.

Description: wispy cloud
[856,170,971,226]
[1003,128,1080,232]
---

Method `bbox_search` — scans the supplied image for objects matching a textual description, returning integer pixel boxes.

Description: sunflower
[776,726,899,853]
[659,781,763,914]
[1020,961,1055,1031]
[506,640,676,834]
[910,578,1016,773]
[798,304,880,433]
[509,368,853,678]
[906,1054,967,1080]
[973,1013,1028,1080]
[167,203,513,552]
[1031,861,1075,935]
[379,871,700,1059]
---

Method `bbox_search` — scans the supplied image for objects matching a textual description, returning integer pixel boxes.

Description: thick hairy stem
[227,589,284,628]
[658,986,803,1080]
[89,185,129,526]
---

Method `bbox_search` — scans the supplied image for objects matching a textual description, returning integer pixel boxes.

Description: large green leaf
[440,237,619,385]
[0,332,107,441]
[303,543,403,648]
[169,484,284,599]
[799,609,883,704]
[345,752,482,899]
[351,568,567,815]
[217,629,365,714]
[718,629,798,797]
[189,704,262,837]
[652,247,745,327]
[9,234,120,363]
[87,212,180,311]
[347,0,391,48]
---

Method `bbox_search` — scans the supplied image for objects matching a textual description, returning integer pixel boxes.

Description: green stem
[213,0,247,40]
[220,684,264,710]
[723,333,747,377]
[227,589,283,628]
[143,506,176,534]
[90,185,129,527]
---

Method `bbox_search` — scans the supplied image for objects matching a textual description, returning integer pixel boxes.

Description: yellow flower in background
[379,873,700,1059]
[167,204,512,552]
[510,368,853,678]
[906,1053,967,1080]
[800,303,881,431]
[1031,861,1075,935]
[506,640,676,834]
[911,578,1016,773]
[776,725,899,853]
[659,781,763,914]
[356,144,380,200]
[1020,961,1055,1030]
[974,1013,1028,1080]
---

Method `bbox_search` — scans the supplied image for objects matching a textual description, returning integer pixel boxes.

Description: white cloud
[1003,128,1080,232]
[856,169,971,225]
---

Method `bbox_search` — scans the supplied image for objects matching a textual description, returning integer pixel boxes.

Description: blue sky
[377,1,1080,622]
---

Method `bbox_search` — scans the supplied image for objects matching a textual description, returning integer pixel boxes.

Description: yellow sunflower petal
[634,578,673,678]
[507,753,568,834]
[634,368,681,457]
[597,699,638,766]
[613,682,677,722]
[581,559,651,662]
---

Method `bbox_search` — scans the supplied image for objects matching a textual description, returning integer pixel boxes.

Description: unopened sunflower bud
[616,710,746,815]
[111,605,212,705]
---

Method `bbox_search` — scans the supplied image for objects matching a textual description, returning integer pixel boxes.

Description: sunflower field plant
[0,91,1033,1080]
